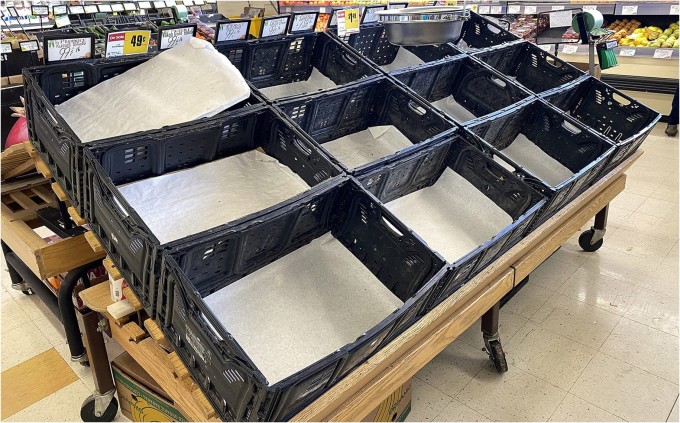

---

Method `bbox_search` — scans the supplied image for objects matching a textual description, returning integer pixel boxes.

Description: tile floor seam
[666,395,679,422]
[566,382,637,422]
[594,347,680,387]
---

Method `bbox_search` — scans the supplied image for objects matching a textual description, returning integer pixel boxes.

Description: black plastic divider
[23,54,262,216]
[217,31,380,101]
[356,133,545,309]
[465,98,616,227]
[472,40,584,95]
[541,75,661,172]
[155,177,448,421]
[83,106,343,316]
[390,55,532,126]
[274,76,456,174]
[450,12,519,52]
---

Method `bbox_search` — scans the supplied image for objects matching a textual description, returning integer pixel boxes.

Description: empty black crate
[217,31,379,101]
[542,76,661,172]
[23,55,262,216]
[391,55,532,126]
[356,133,545,309]
[472,40,584,94]
[449,12,519,52]
[155,177,447,421]
[275,76,455,174]
[83,106,342,315]
[329,23,462,73]
[467,99,616,226]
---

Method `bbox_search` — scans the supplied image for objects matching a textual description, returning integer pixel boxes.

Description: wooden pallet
[1,142,35,181]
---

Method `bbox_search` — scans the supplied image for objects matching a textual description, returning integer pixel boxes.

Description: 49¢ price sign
[337,8,360,36]
[105,30,151,58]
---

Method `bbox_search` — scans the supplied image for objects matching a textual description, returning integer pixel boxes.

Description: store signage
[1,43,12,54]
[337,8,359,36]
[671,4,679,14]
[158,24,196,50]
[111,4,125,12]
[98,4,113,12]
[19,40,39,51]
[124,3,137,11]
[362,6,385,24]
[619,48,636,56]
[478,5,490,14]
[290,12,318,32]
[55,14,71,27]
[507,4,521,13]
[653,48,674,59]
[105,30,151,57]
[524,5,537,14]
[260,15,290,38]
[551,5,565,10]
[561,44,578,54]
[388,3,408,9]
[490,6,503,14]
[69,5,85,14]
[30,5,49,16]
[52,5,67,15]
[43,34,94,63]
[165,0,177,6]
[549,10,573,27]
[138,2,152,9]
[183,0,195,5]
[84,5,99,13]
[154,1,166,8]
[215,20,250,43]
[621,5,638,15]
[194,0,205,5]
[582,5,597,11]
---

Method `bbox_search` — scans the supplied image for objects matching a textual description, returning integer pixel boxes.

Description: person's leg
[666,86,678,136]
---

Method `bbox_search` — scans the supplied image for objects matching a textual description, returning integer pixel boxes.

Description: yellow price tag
[444,0,458,5]
[123,30,150,55]
[344,8,360,32]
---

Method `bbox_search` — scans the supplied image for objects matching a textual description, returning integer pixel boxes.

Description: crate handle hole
[293,138,312,156]
[407,101,427,116]
[561,120,582,134]
[342,52,358,66]
[546,57,562,67]
[611,92,631,106]
[490,77,507,88]
[381,217,404,237]
[487,24,501,34]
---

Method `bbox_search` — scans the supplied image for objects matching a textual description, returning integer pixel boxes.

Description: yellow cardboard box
[362,379,412,422]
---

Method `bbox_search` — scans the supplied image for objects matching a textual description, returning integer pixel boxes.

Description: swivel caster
[22,288,34,295]
[484,339,508,373]
[80,392,118,422]
[12,282,33,295]
[579,228,604,252]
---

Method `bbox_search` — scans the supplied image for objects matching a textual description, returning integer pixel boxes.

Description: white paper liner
[386,168,512,263]
[56,38,251,143]
[118,150,310,244]
[258,68,337,100]
[380,48,425,72]
[499,134,574,187]
[323,125,414,169]
[204,232,403,385]
[432,96,478,123]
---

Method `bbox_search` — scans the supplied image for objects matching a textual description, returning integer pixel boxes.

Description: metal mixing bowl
[376,6,470,46]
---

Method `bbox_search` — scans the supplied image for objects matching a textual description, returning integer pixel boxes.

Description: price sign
[105,30,150,57]
[124,3,137,11]
[84,5,99,13]
[98,4,113,12]
[490,5,503,14]
[582,5,597,11]
[194,0,205,5]
[362,5,385,24]
[19,40,39,51]
[290,12,318,33]
[561,44,578,54]
[508,5,521,14]
[31,5,49,16]
[111,4,125,12]
[69,5,85,14]
[43,34,94,63]
[619,48,636,56]
[165,0,177,6]
[671,4,679,14]
[52,5,67,15]
[550,10,573,27]
[260,15,289,38]
[183,0,195,5]
[538,44,551,51]
[337,8,360,36]
[1,43,12,54]
[551,5,565,10]
[138,1,152,9]
[215,20,250,43]
[524,5,537,14]
[478,5,490,14]
[621,5,638,15]
[159,24,196,50]
[388,3,408,9]
[154,1,166,7]
[55,14,71,27]
[653,48,674,59]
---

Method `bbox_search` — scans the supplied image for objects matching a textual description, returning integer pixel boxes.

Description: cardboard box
[362,379,412,422]
[112,352,187,422]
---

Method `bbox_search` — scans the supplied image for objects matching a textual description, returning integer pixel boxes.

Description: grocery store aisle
[0,124,677,422]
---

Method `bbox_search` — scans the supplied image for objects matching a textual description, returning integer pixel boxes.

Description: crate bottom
[499,135,574,187]
[259,68,338,101]
[324,126,413,170]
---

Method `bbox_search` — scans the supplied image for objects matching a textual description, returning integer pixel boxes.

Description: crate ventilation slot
[61,71,85,90]
[222,122,239,139]
[124,146,148,164]
[60,143,69,157]
[130,238,143,254]
[224,369,245,383]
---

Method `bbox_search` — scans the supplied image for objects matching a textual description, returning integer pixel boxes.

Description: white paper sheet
[499,134,574,187]
[204,232,403,385]
[432,96,478,123]
[56,38,251,143]
[118,150,310,244]
[323,125,413,170]
[386,168,512,263]
[380,48,425,72]
[258,68,337,100]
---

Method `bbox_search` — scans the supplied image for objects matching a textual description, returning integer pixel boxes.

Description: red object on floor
[5,117,28,148]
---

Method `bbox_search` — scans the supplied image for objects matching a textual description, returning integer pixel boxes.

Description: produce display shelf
[553,43,680,58]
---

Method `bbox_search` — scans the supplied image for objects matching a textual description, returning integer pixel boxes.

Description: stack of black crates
[24,11,661,422]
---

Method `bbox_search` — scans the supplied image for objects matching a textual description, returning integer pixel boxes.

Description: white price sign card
[653,48,674,59]
[562,44,578,54]
[551,5,565,10]
[159,25,196,50]
[1,43,12,54]
[216,20,250,42]
[621,5,638,14]
[490,5,502,14]
[477,5,490,14]
[508,4,521,14]
[362,6,385,24]
[550,10,573,28]
[19,40,39,51]
[671,4,679,14]
[290,12,317,32]
[524,5,537,14]
[582,5,597,11]
[44,35,94,63]
[619,48,636,56]
[260,16,289,37]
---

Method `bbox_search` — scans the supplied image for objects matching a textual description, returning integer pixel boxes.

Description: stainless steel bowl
[376,6,469,46]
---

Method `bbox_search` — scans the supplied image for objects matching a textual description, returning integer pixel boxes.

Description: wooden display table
[79,150,640,422]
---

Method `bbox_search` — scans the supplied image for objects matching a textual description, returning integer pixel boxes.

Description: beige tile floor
[0,125,677,421]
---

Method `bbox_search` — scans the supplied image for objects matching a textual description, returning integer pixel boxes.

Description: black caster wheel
[579,229,604,252]
[79,360,90,367]
[21,288,34,295]
[488,340,508,373]
[80,395,118,422]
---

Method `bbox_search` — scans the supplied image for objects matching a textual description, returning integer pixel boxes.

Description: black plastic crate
[23,54,262,217]
[356,134,545,309]
[155,177,448,421]
[391,55,532,126]
[275,76,456,174]
[450,12,519,52]
[541,75,661,172]
[466,99,616,227]
[83,106,343,316]
[218,31,380,101]
[472,40,584,94]
[328,23,462,73]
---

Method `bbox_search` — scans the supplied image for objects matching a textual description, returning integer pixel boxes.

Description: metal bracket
[590,227,606,244]
[97,318,109,333]
[482,331,500,354]
[11,281,30,292]
[93,389,116,418]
